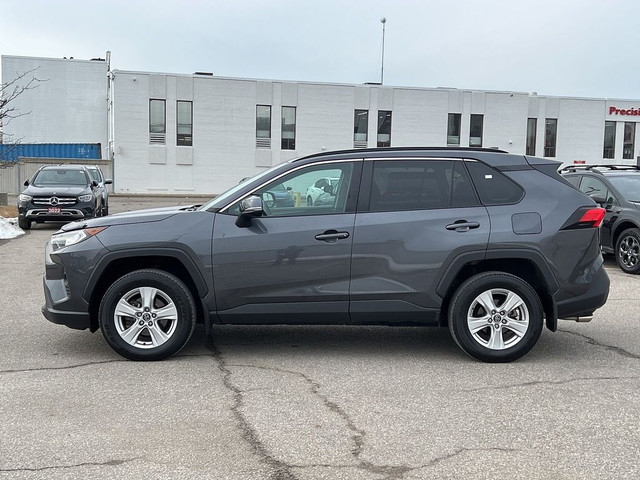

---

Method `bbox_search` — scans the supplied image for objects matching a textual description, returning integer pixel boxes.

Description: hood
[59,204,200,232]
[23,185,90,196]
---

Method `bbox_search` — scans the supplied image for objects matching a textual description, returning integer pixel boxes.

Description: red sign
[574,160,586,164]
[609,106,640,116]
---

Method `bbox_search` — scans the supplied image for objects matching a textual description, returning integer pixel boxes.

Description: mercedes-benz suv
[42,148,609,363]
[18,165,103,229]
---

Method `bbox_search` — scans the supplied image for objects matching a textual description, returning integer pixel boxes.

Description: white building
[1,55,108,147]
[2,54,640,195]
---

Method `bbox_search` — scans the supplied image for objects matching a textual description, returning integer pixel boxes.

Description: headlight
[19,194,32,202]
[78,194,93,203]
[51,227,107,251]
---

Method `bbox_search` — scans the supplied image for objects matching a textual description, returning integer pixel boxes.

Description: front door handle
[446,221,480,232]
[315,230,350,242]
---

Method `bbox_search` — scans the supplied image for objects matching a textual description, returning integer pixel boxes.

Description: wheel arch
[85,249,209,332]
[437,251,558,331]
[612,221,640,248]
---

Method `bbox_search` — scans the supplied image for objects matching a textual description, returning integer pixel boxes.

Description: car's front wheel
[99,269,197,361]
[615,228,640,274]
[307,196,313,207]
[18,217,31,230]
[448,272,543,363]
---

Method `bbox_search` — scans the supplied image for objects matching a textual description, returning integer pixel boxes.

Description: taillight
[560,207,606,230]
[579,208,605,228]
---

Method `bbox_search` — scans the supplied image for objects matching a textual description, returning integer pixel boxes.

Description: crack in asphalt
[558,328,640,360]
[218,357,520,480]
[0,458,138,473]
[206,338,298,480]
[0,359,127,375]
[0,352,215,376]
[462,375,638,392]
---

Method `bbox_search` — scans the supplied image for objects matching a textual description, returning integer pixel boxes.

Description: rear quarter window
[466,161,524,205]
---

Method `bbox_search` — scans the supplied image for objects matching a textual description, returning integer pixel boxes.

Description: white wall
[1,55,108,148]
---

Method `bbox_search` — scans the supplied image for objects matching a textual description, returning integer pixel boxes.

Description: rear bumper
[556,264,610,318]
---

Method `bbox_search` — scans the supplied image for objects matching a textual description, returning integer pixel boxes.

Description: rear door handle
[315,230,350,242]
[446,221,480,232]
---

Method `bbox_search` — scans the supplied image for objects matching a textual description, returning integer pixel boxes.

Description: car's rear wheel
[615,228,640,274]
[448,272,543,363]
[18,217,31,230]
[307,196,313,207]
[99,269,196,361]
[102,204,109,216]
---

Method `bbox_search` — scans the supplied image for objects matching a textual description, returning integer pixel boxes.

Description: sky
[1,0,640,100]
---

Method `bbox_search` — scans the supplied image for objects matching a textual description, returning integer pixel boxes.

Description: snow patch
[0,217,25,240]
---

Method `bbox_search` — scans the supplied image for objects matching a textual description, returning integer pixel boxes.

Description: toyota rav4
[42,148,609,363]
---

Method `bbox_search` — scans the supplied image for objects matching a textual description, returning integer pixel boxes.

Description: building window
[281,106,296,150]
[603,121,616,159]
[354,110,368,148]
[623,122,635,160]
[377,111,392,147]
[177,101,193,146]
[256,105,271,149]
[149,99,166,144]
[447,113,461,145]
[544,118,558,157]
[526,118,537,156]
[469,114,483,147]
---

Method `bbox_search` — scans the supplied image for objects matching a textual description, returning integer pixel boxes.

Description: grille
[150,133,166,144]
[256,138,271,149]
[33,196,77,206]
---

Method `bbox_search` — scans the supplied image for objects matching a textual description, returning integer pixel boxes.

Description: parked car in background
[239,177,294,207]
[306,177,340,206]
[18,165,104,230]
[560,164,640,273]
[42,147,608,363]
[85,165,113,216]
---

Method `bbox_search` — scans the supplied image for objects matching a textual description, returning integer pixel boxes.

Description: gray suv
[42,148,609,363]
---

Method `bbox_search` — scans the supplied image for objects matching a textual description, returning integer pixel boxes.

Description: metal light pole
[380,17,387,85]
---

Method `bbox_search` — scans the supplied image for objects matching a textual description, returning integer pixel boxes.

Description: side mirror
[23,179,30,186]
[589,194,606,205]
[104,179,113,185]
[235,195,264,227]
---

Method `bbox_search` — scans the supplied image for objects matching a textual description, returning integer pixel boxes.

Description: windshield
[199,162,289,211]
[608,176,640,202]
[33,169,89,187]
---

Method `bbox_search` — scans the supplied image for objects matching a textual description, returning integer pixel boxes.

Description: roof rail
[294,146,509,162]
[559,164,640,173]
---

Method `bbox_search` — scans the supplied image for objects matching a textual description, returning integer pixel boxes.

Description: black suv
[561,165,640,273]
[42,148,609,363]
[18,165,104,229]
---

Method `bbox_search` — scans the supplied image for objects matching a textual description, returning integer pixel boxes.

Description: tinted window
[607,175,640,202]
[369,160,479,212]
[579,176,615,203]
[466,161,524,205]
[87,168,102,183]
[564,175,581,187]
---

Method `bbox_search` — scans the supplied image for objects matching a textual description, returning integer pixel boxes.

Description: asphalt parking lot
[1,195,639,479]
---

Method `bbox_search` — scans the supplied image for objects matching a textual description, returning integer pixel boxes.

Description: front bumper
[19,201,96,222]
[41,237,101,332]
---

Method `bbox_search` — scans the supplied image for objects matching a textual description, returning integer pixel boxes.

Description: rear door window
[369,160,479,212]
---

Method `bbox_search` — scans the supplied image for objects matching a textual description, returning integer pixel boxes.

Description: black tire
[18,217,31,230]
[307,196,313,207]
[99,269,197,361]
[102,204,109,216]
[448,272,543,363]
[615,228,640,274]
